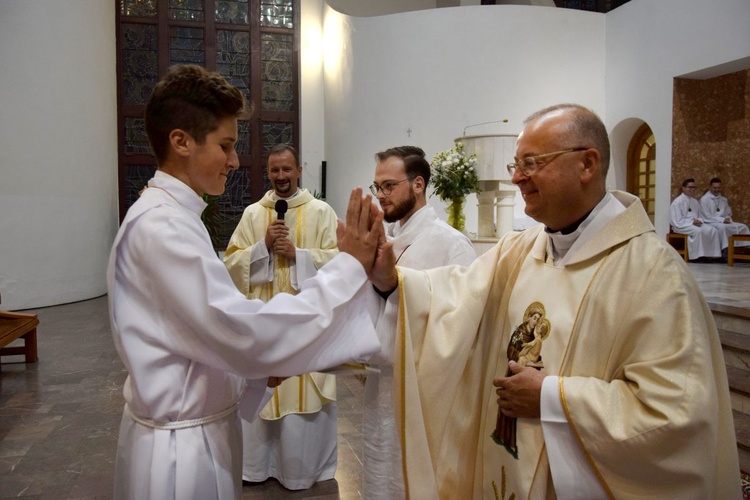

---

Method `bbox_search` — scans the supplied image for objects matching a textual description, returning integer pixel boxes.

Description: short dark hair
[682,178,696,187]
[145,64,251,164]
[268,144,300,167]
[375,146,430,185]
[525,104,610,176]
[709,177,721,185]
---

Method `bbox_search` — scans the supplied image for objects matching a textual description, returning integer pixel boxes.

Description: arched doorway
[627,123,656,223]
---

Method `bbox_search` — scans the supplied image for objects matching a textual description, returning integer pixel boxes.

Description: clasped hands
[338,188,398,291]
[265,219,296,261]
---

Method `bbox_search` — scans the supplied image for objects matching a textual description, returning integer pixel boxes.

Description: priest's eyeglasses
[369,178,410,196]
[506,147,589,177]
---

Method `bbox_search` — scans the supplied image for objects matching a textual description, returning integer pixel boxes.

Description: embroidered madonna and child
[492,301,550,458]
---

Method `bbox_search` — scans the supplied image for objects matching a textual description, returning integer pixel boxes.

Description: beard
[272,180,292,196]
[384,189,417,223]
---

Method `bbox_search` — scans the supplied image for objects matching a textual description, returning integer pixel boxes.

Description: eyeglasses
[506,147,589,177]
[684,185,697,190]
[369,178,411,196]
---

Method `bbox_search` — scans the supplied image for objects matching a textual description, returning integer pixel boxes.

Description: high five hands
[337,188,397,289]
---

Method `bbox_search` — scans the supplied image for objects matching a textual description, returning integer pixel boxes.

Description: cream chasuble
[392,191,740,500]
[486,239,606,498]
[225,189,338,420]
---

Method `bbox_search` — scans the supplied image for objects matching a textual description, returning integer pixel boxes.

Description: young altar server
[107,64,382,500]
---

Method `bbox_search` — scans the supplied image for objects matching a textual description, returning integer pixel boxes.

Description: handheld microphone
[275,199,288,221]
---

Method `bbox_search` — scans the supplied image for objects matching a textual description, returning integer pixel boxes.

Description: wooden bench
[666,232,689,262]
[728,234,750,267]
[0,311,39,367]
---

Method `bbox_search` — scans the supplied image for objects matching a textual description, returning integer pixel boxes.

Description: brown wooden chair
[0,293,39,368]
[728,234,750,267]
[666,229,689,262]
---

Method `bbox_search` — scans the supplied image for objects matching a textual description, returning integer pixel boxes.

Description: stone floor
[1,261,748,499]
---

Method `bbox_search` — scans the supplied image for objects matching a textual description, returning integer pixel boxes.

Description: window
[627,123,656,223]
[116,0,299,248]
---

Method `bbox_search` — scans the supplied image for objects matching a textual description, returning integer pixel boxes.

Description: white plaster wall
[321,5,606,233]
[300,0,326,195]
[605,0,750,235]
[0,1,118,310]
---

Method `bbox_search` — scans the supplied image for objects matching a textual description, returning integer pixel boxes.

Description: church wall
[321,5,606,232]
[671,69,750,226]
[0,1,118,310]
[604,0,750,235]
[299,0,327,194]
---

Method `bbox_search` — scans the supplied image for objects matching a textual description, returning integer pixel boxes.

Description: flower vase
[446,196,466,233]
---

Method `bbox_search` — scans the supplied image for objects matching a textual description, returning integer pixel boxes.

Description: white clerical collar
[272,188,301,201]
[546,193,626,267]
[387,205,432,239]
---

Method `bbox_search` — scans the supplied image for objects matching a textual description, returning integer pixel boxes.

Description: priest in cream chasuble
[224,145,342,489]
[390,190,740,499]
[225,188,339,419]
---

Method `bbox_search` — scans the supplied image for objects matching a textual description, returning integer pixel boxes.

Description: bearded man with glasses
[363,145,476,500]
[364,104,740,498]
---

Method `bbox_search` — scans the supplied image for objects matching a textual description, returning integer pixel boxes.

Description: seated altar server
[700,177,750,249]
[670,178,725,261]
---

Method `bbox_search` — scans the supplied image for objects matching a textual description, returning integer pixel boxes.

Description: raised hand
[368,231,397,293]
[336,188,384,273]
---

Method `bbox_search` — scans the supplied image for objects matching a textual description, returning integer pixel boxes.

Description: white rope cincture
[126,401,240,430]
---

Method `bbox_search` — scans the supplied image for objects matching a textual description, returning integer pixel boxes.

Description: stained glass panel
[169,0,205,21]
[236,120,251,156]
[261,34,294,111]
[216,30,250,101]
[260,0,293,29]
[215,0,250,25]
[125,118,151,154]
[121,24,158,105]
[205,168,254,248]
[124,165,157,210]
[121,0,157,17]
[262,122,294,156]
[170,27,205,65]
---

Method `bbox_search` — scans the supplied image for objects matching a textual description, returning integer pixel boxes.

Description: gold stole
[483,251,605,499]
[257,201,337,419]
[255,203,309,299]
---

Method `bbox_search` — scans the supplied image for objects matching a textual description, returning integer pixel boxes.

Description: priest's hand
[273,237,296,261]
[267,376,287,388]
[337,188,384,273]
[265,219,289,250]
[493,360,545,418]
[368,232,397,294]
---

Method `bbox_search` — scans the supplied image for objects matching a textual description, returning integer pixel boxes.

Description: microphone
[275,199,288,221]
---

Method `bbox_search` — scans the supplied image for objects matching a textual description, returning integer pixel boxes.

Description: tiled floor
[1,261,748,499]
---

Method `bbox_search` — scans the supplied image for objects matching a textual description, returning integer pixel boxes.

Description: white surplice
[669,192,724,258]
[364,205,476,500]
[699,191,750,246]
[107,171,380,500]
